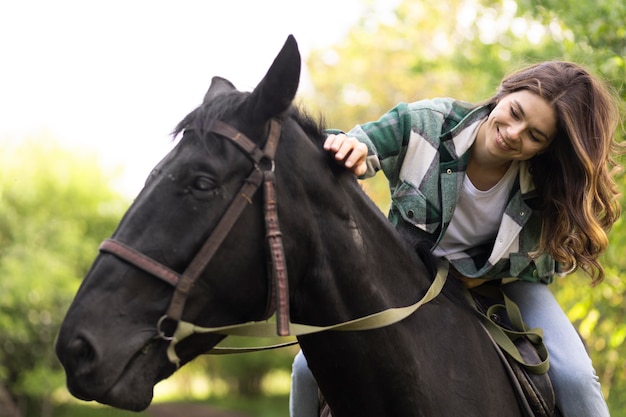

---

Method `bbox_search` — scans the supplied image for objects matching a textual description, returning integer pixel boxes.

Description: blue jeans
[501,280,609,417]
[290,350,319,417]
[289,280,610,417]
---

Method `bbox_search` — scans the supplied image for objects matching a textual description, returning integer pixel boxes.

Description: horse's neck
[290,179,430,324]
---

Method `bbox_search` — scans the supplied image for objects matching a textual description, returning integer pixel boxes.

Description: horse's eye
[193,176,215,191]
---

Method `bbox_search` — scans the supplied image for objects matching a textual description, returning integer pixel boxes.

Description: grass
[197,394,289,417]
[50,395,289,417]
[51,403,151,417]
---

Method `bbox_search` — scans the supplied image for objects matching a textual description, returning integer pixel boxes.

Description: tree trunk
[0,384,22,417]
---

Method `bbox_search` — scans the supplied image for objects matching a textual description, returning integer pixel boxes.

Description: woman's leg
[501,280,610,417]
[289,350,320,417]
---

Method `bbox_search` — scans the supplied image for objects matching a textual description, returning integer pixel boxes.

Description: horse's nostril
[71,336,96,362]
[63,335,99,376]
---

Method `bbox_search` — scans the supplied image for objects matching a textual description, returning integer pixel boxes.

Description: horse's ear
[203,77,236,104]
[246,35,301,123]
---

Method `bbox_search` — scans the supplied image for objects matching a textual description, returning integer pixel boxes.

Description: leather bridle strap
[263,169,290,335]
[99,239,181,287]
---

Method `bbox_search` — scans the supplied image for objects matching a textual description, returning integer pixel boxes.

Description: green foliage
[582,169,626,412]
[50,403,150,417]
[50,396,289,417]
[305,0,566,130]
[0,136,293,413]
[194,338,299,397]
[196,394,289,417]
[0,138,127,412]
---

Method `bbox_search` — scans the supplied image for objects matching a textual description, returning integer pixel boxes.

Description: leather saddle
[470,286,563,417]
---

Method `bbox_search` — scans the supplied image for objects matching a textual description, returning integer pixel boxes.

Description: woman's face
[482,90,557,162]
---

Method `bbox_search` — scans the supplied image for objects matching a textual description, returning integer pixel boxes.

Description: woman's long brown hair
[489,61,623,284]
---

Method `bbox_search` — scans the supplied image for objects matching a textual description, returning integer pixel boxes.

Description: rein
[98,118,448,367]
[164,261,448,364]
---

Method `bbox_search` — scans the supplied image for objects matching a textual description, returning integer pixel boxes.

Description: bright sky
[0,0,385,197]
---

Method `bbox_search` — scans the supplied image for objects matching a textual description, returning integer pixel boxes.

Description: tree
[303,0,626,413]
[200,338,299,397]
[514,0,626,89]
[0,137,127,416]
[0,137,298,413]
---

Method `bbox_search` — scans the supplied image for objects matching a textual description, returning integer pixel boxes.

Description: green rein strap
[468,285,550,375]
[165,261,449,366]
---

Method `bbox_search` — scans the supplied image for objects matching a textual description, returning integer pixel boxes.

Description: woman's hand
[323,133,368,176]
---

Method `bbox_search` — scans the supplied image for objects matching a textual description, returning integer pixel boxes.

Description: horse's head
[55,35,306,411]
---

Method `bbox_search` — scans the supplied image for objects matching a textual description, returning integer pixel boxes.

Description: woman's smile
[495,127,514,151]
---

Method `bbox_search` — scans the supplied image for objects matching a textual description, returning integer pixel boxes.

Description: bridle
[98,117,449,367]
[99,118,290,336]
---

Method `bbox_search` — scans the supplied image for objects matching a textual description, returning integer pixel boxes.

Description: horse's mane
[172,93,331,155]
[287,105,444,282]
[288,105,326,144]
[172,92,250,137]
[285,103,444,280]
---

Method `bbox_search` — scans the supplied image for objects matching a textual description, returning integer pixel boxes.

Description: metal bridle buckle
[257,156,275,172]
[157,315,177,341]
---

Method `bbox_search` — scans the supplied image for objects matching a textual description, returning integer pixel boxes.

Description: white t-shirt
[433,161,520,259]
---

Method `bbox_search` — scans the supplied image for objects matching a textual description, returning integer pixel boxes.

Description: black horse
[56,36,529,416]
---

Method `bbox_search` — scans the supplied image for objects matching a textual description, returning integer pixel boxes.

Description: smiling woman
[294,60,622,417]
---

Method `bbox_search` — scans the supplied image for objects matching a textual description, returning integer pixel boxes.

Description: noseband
[99,118,291,339]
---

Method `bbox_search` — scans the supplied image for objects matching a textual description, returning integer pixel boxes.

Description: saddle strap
[468,285,550,374]
[480,321,557,417]
[469,284,557,417]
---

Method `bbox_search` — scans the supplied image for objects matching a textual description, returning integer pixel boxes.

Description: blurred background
[1,0,625,416]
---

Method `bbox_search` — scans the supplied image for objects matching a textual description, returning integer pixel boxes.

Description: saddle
[469,285,563,417]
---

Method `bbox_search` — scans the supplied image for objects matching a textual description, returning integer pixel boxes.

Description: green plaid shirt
[345,98,558,284]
